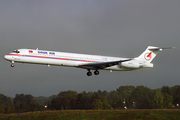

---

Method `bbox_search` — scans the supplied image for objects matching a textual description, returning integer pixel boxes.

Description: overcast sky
[0,0,179,97]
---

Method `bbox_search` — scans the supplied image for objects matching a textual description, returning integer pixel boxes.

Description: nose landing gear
[10,61,14,67]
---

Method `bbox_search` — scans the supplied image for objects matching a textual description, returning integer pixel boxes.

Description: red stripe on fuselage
[7,53,103,63]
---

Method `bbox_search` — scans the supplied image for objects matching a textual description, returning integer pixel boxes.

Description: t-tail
[135,46,174,67]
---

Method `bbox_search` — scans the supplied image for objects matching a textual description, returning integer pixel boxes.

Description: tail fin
[136,46,173,63]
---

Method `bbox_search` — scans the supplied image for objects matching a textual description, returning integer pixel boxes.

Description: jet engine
[120,62,140,69]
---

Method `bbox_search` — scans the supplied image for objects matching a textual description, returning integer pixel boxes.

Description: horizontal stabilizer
[148,47,175,51]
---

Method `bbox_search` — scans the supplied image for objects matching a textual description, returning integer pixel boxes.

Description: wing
[78,59,132,70]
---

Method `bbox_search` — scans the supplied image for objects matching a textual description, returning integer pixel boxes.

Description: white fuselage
[4,49,131,71]
[5,46,162,76]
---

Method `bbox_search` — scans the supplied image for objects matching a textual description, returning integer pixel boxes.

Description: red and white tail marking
[136,46,162,62]
[144,52,152,61]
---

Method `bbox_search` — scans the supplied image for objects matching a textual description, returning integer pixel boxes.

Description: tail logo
[144,52,152,61]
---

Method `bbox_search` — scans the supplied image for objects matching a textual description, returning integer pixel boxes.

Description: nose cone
[4,54,10,60]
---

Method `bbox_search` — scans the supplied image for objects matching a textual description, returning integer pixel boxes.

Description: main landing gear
[87,69,99,76]
[10,61,14,67]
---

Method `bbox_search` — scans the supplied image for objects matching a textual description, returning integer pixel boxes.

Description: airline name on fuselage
[36,51,55,55]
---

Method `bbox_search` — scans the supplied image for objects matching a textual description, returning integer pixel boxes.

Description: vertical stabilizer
[136,46,171,63]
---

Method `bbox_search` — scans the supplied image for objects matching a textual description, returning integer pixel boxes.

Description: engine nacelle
[120,62,140,69]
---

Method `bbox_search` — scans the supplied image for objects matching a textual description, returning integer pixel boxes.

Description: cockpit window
[13,50,20,53]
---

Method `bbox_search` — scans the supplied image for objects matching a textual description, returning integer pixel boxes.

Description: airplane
[4,46,173,76]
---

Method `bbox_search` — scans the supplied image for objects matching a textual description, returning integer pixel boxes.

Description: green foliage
[161,86,173,107]
[130,86,153,109]
[1,85,180,113]
[171,85,180,105]
[49,90,77,110]
[152,88,164,109]
[1,110,180,120]
[76,91,94,109]
[33,96,49,106]
[117,85,135,108]
[0,94,14,113]
[100,96,112,109]
[13,94,43,112]
[91,99,103,110]
[107,90,123,109]
[93,90,111,109]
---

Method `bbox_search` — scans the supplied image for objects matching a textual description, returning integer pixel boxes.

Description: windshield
[13,50,20,53]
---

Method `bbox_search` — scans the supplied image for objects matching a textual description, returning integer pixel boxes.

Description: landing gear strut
[10,61,14,67]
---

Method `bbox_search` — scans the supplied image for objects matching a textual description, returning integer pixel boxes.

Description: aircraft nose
[4,54,10,60]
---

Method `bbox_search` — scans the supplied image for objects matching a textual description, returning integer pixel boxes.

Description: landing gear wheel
[11,64,14,67]
[94,70,99,75]
[87,71,92,76]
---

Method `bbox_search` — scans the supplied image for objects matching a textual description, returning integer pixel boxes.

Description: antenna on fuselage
[36,48,38,50]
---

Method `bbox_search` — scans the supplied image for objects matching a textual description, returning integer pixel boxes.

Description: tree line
[0,85,180,113]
